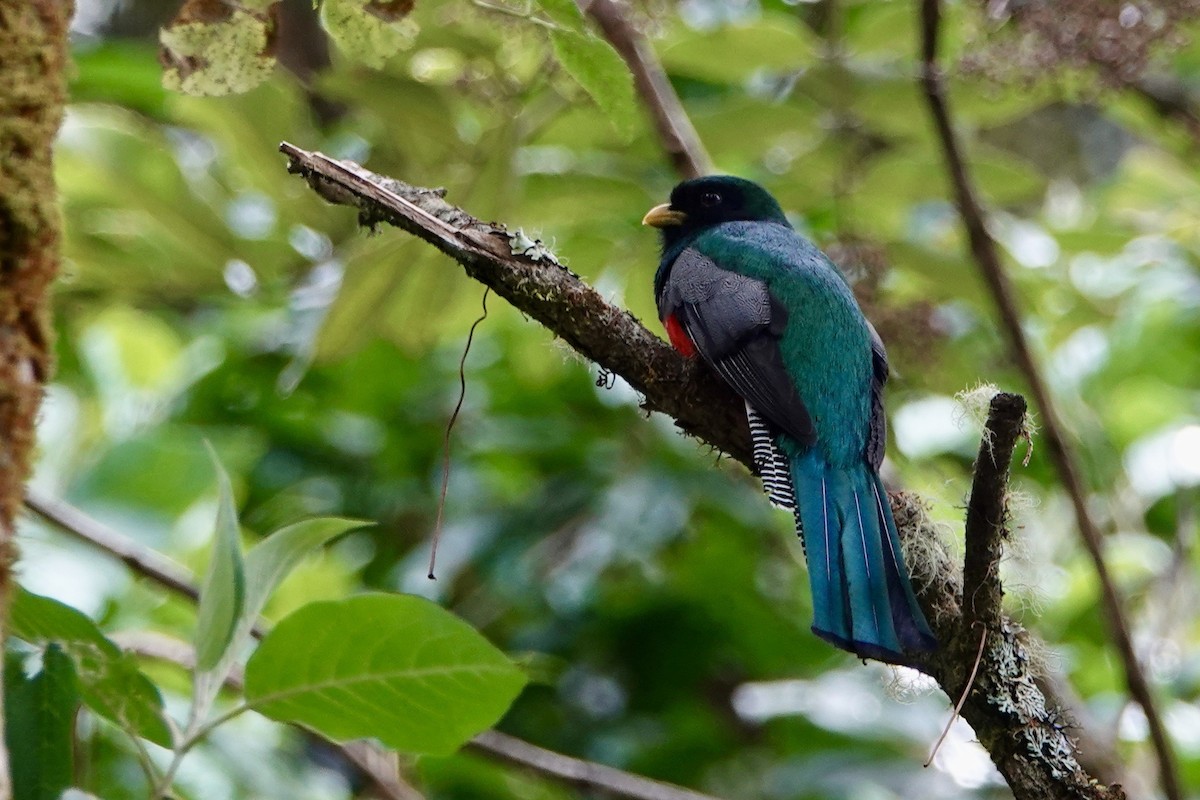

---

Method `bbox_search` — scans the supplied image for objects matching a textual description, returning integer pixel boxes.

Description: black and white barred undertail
[746,402,795,512]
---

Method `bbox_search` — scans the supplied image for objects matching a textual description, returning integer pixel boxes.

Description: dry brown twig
[962,393,1028,632]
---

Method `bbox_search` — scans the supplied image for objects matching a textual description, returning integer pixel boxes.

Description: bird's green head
[643,176,790,249]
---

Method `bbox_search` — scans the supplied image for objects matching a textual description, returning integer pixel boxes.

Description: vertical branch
[917,2,1181,799]
[962,392,1027,633]
[580,0,712,178]
[0,2,74,797]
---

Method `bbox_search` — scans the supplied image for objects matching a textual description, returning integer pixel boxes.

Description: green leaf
[244,594,527,755]
[531,0,587,31]
[194,446,247,672]
[10,589,172,748]
[321,0,419,69]
[242,517,367,627]
[548,29,636,137]
[71,42,168,118]
[10,591,114,648]
[6,646,80,800]
[658,16,819,84]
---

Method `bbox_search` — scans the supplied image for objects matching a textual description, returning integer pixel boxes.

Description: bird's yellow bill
[642,204,688,227]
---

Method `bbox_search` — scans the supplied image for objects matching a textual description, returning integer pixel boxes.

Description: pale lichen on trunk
[0,0,74,794]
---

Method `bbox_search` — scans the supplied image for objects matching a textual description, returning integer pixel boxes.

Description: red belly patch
[664,312,697,358]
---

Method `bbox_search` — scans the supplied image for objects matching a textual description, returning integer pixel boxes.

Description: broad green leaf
[194,446,247,671]
[10,589,172,747]
[244,594,527,755]
[6,646,79,800]
[242,517,367,627]
[548,29,636,137]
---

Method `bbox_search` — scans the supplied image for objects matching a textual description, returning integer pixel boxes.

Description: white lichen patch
[987,620,1084,780]
[506,229,561,265]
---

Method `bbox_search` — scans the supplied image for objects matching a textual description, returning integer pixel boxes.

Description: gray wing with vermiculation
[658,248,816,448]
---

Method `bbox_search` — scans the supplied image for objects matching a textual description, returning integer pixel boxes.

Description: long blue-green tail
[791,450,936,663]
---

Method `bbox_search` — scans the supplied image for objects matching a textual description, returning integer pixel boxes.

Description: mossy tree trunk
[0,1,74,794]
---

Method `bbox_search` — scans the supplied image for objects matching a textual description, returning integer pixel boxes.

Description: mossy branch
[276,142,1125,800]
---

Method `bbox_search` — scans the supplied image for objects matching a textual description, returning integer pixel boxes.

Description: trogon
[644,176,936,663]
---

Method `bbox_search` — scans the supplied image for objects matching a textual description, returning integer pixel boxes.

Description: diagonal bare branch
[469,732,724,800]
[580,0,712,178]
[917,2,1180,799]
[25,489,201,605]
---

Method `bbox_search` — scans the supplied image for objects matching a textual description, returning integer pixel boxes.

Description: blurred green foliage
[11,0,1200,797]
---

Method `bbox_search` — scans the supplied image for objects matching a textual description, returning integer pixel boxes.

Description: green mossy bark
[0,2,73,797]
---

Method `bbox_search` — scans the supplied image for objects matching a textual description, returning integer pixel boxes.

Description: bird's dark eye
[700,192,721,208]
